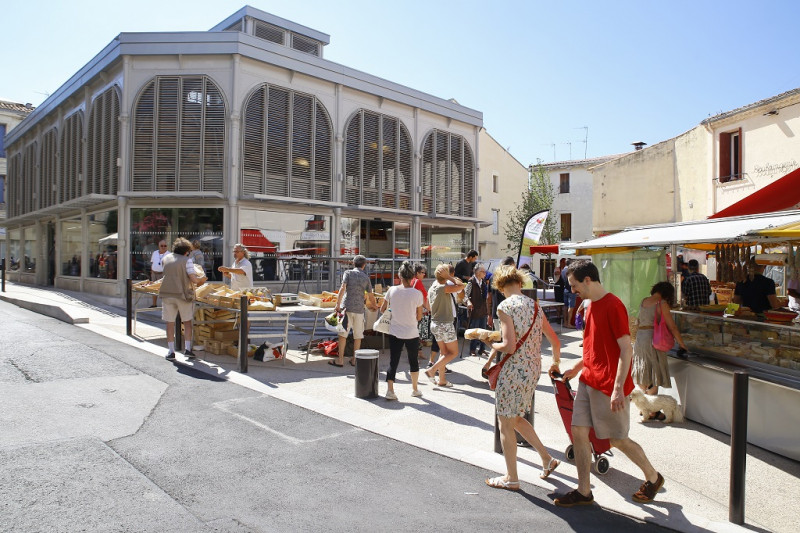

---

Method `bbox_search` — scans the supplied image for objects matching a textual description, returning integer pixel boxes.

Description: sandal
[349,359,356,367]
[481,368,489,380]
[328,361,343,368]
[423,370,436,384]
[540,458,560,480]
[632,472,664,503]
[436,381,453,388]
[485,476,519,491]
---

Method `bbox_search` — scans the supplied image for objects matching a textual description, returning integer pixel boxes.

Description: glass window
[8,228,20,271]
[60,218,82,276]
[23,227,36,273]
[421,225,473,274]
[130,208,224,281]
[88,210,118,279]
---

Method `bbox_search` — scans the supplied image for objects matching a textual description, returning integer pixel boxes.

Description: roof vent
[631,141,647,151]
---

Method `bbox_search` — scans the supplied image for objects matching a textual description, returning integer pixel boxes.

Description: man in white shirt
[218,243,254,291]
[149,239,168,307]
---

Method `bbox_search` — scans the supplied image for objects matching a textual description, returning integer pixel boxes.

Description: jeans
[387,335,420,382]
[469,316,488,353]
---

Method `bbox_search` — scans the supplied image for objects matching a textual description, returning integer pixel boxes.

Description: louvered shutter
[266,87,290,196]
[22,142,37,214]
[88,87,120,195]
[254,21,285,44]
[291,34,319,56]
[202,78,225,193]
[40,129,57,209]
[398,124,412,210]
[362,112,380,207]
[291,93,313,198]
[381,116,397,209]
[345,112,361,205]
[132,81,155,191]
[155,77,179,192]
[449,136,462,215]
[463,142,475,217]
[421,134,433,213]
[60,113,82,203]
[314,102,332,201]
[435,132,448,214]
[242,86,266,195]
[179,77,203,192]
[8,154,20,218]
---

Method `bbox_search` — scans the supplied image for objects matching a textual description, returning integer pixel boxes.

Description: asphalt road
[0,299,664,532]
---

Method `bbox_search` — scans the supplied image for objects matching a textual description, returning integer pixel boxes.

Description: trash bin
[354,349,379,399]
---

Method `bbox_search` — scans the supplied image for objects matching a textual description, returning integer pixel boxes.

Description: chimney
[631,141,647,151]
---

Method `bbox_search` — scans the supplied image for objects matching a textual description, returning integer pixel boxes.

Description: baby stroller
[551,372,613,475]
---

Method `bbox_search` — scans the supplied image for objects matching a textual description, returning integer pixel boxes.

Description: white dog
[629,389,684,424]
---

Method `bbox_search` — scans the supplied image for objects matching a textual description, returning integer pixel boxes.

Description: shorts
[339,312,366,340]
[572,381,630,440]
[162,297,194,323]
[564,291,577,308]
[430,320,457,344]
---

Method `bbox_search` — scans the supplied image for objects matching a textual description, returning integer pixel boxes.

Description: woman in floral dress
[485,265,562,491]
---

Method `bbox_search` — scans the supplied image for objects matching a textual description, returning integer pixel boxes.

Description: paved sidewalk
[2,281,798,533]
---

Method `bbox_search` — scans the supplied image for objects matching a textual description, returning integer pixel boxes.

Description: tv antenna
[540,142,556,161]
[575,126,588,158]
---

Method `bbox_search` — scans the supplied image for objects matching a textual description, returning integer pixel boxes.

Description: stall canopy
[568,210,800,255]
[758,220,800,238]
[709,167,800,219]
[530,244,559,255]
[240,229,278,253]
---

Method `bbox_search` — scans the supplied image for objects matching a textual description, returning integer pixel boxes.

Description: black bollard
[126,279,133,337]
[1,258,5,292]
[175,310,182,349]
[729,370,749,525]
[238,295,248,374]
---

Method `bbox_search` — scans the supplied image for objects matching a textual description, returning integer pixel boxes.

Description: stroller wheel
[565,444,575,461]
[594,456,610,475]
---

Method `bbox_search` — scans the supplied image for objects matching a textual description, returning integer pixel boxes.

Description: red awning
[530,244,559,254]
[709,167,800,219]
[240,229,278,253]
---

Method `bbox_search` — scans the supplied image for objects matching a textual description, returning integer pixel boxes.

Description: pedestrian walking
[554,260,664,507]
[332,255,378,367]
[466,264,490,357]
[424,263,465,387]
[485,265,562,490]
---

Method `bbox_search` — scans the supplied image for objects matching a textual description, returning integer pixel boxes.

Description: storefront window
[421,225,473,274]
[240,208,331,282]
[89,210,118,279]
[8,229,20,271]
[60,218,82,276]
[130,208,224,281]
[23,227,36,273]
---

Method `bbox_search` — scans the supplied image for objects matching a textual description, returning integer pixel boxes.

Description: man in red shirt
[554,260,664,507]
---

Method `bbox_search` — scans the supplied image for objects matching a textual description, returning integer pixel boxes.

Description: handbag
[652,303,675,352]
[486,304,538,391]
[418,313,432,341]
[373,308,392,334]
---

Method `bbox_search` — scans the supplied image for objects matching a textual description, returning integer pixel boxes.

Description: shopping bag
[652,305,675,352]
[373,309,392,334]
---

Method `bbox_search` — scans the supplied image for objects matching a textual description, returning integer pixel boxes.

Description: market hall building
[2,6,483,298]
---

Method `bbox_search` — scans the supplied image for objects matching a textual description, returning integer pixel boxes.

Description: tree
[503,162,559,251]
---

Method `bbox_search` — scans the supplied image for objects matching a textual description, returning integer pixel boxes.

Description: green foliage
[504,162,559,250]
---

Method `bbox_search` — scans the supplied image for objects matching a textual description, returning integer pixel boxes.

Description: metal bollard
[126,279,133,337]
[238,295,248,374]
[729,370,749,525]
[175,310,182,348]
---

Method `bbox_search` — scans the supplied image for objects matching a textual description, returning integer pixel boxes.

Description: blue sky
[4,0,800,166]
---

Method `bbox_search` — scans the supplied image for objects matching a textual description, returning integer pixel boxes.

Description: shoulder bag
[373,308,392,334]
[487,303,538,391]
[652,302,675,352]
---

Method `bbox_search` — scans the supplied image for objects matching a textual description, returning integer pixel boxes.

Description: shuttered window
[254,21,284,44]
[40,129,58,209]
[132,76,226,193]
[21,142,37,215]
[241,84,333,201]
[88,87,120,195]
[8,153,21,218]
[343,110,413,209]
[291,34,319,56]
[60,113,83,204]
[420,130,475,217]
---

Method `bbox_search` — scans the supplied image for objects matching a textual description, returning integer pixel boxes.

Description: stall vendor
[732,259,781,313]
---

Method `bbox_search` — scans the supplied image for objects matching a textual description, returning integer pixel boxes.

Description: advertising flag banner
[517,210,549,268]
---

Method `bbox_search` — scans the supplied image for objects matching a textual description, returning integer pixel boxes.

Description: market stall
[568,210,800,461]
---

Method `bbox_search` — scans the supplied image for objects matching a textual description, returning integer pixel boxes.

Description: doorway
[46,222,56,286]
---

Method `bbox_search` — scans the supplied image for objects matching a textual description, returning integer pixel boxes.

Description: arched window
[40,128,58,209]
[241,84,332,201]
[344,110,412,209]
[88,87,120,195]
[22,142,38,215]
[421,130,475,217]
[60,112,83,203]
[132,76,226,193]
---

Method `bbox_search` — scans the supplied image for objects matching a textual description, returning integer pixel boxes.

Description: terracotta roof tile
[0,100,35,113]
